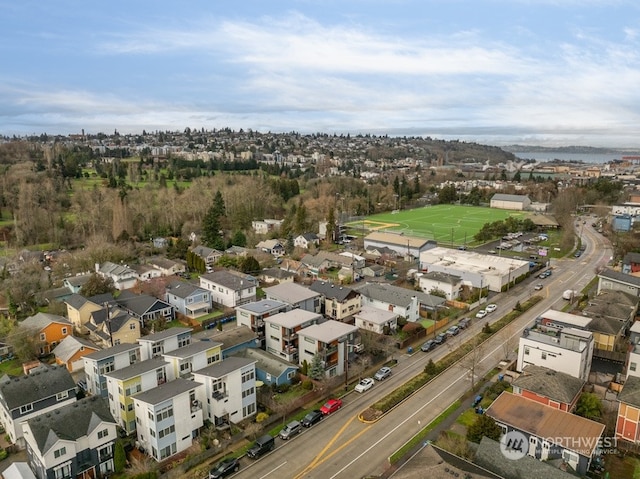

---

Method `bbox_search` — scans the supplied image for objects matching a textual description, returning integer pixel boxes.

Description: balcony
[190,400,202,412]
[212,391,228,401]
[322,345,338,356]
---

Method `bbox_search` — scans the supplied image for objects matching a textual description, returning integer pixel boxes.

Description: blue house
[165,280,212,319]
[236,348,299,386]
[613,214,632,232]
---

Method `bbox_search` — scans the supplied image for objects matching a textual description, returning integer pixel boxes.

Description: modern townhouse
[83,343,141,398]
[199,270,257,307]
[297,320,360,378]
[132,378,204,462]
[103,358,174,434]
[263,283,322,314]
[164,281,212,319]
[264,309,322,363]
[235,300,289,340]
[23,396,117,479]
[308,281,361,321]
[192,357,258,428]
[137,327,192,361]
[161,339,222,380]
[20,313,73,356]
[0,365,77,447]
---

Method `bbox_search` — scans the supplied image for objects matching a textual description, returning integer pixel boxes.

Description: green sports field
[349,205,526,246]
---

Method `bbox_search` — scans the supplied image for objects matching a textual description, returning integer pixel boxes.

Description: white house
[161,340,222,379]
[132,378,204,462]
[83,343,141,398]
[199,270,257,307]
[95,262,138,290]
[354,306,398,335]
[418,271,463,300]
[192,357,258,428]
[137,327,192,361]
[294,233,320,249]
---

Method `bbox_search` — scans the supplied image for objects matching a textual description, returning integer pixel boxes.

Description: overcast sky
[2,0,640,147]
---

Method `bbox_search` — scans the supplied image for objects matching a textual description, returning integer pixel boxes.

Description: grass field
[348,205,526,246]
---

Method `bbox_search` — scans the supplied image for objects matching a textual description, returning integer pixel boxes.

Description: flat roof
[355,306,398,325]
[265,309,322,328]
[161,339,222,359]
[236,300,288,314]
[104,357,168,381]
[133,378,200,405]
[540,309,593,328]
[420,247,529,276]
[364,231,432,248]
[298,320,358,343]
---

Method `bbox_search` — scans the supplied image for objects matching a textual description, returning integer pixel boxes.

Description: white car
[354,378,374,393]
[485,304,497,313]
[476,310,487,319]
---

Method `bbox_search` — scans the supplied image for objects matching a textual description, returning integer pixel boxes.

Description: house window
[524,347,530,355]
[212,379,224,393]
[54,463,71,479]
[541,352,547,360]
[152,342,164,357]
[98,444,112,462]
[100,361,115,374]
[40,333,46,341]
[156,369,166,384]
[158,424,175,439]
[159,443,177,460]
[287,371,295,379]
[156,406,173,422]
[114,339,121,346]
[207,353,220,364]
[56,391,69,401]
[243,403,256,416]
[241,370,254,383]
[19,404,33,414]
[129,322,137,330]
[178,335,191,348]
[62,327,67,335]
[562,450,578,464]
[180,362,192,373]
[242,387,254,398]
[631,362,637,372]
[53,447,67,458]
[129,350,138,364]
[150,428,156,437]
[127,403,134,412]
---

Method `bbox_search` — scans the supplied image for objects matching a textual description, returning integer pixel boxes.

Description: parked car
[421,340,436,352]
[279,420,302,440]
[485,304,497,313]
[434,333,447,345]
[374,366,392,381]
[209,457,240,479]
[457,318,471,329]
[320,398,343,415]
[446,325,460,337]
[475,310,487,319]
[247,435,275,459]
[301,409,323,427]
[534,283,544,291]
[354,378,374,393]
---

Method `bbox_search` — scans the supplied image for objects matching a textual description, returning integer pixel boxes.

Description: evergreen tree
[308,353,325,380]
[466,414,502,443]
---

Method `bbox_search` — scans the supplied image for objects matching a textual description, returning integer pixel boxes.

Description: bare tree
[459,336,485,392]
[498,323,518,361]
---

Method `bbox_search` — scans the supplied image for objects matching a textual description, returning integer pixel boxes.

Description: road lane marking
[259,461,288,479]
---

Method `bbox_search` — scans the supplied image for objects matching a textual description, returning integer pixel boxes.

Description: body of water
[513,151,639,164]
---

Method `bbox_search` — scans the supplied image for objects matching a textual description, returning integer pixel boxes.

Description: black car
[301,409,323,427]
[434,333,447,345]
[209,457,240,479]
[457,318,471,329]
[247,435,275,459]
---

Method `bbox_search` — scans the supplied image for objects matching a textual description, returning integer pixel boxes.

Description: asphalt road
[228,221,612,479]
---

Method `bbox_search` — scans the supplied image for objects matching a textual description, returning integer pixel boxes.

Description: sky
[2,1,640,147]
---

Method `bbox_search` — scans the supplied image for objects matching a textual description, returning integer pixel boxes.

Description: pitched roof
[133,377,200,405]
[53,336,99,363]
[259,268,296,280]
[485,392,604,457]
[0,365,76,410]
[624,252,640,265]
[234,348,298,378]
[63,274,92,288]
[598,268,640,287]
[355,306,398,325]
[64,293,92,310]
[165,281,207,299]
[364,231,434,249]
[618,375,640,408]
[512,365,584,405]
[20,312,71,331]
[308,281,358,301]
[27,396,115,454]
[200,270,256,290]
[353,282,446,309]
[116,291,172,316]
[193,356,256,378]
[491,193,530,202]
[421,271,462,284]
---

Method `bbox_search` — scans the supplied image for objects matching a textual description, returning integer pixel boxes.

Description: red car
[320,398,342,415]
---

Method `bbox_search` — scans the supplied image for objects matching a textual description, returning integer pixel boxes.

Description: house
[1,462,37,479]
[62,274,92,294]
[192,356,258,428]
[300,251,357,278]
[353,282,446,322]
[147,257,186,277]
[104,357,174,434]
[623,252,640,275]
[363,246,398,264]
[190,245,223,270]
[235,300,289,340]
[138,327,193,361]
[132,378,204,462]
[294,233,320,249]
[582,289,638,352]
[0,365,77,447]
[252,219,283,235]
[199,270,257,307]
[161,339,222,379]
[258,268,296,284]
[224,245,248,257]
[85,307,141,348]
[83,343,141,398]
[517,320,594,381]
[132,264,163,282]
[255,239,285,257]
[194,326,259,359]
[20,313,73,356]
[354,306,398,335]
[511,365,584,412]
[23,396,117,479]
[64,293,104,334]
[263,283,322,314]
[115,291,175,328]
[95,262,137,290]
[418,271,463,300]
[53,336,100,372]
[597,268,640,296]
[361,264,385,278]
[297,320,360,378]
[308,281,361,321]
[616,375,640,444]
[485,392,604,476]
[235,348,299,387]
[363,231,436,259]
[264,309,323,363]
[490,193,531,211]
[165,281,212,318]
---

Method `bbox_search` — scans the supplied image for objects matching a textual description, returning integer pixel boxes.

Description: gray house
[263,283,321,314]
[165,281,212,318]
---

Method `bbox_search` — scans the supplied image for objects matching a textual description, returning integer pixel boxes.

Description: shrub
[301,379,314,390]
[0,448,8,460]
[255,412,269,423]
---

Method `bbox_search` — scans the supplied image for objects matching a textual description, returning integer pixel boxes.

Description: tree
[308,353,325,380]
[575,392,603,420]
[9,326,39,362]
[230,230,247,247]
[466,414,502,443]
[459,336,485,391]
[79,273,115,297]
[239,256,260,274]
[201,202,225,250]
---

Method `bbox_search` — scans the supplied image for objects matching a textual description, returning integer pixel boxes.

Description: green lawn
[0,359,23,377]
[349,205,526,246]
